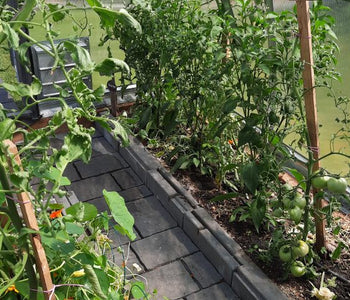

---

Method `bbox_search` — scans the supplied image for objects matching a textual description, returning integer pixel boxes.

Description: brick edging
[98,125,288,300]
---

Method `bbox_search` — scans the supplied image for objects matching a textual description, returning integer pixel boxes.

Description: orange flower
[49,209,63,219]
[228,139,234,145]
[6,285,19,294]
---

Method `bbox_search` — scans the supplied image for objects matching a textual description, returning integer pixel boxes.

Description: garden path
[56,128,240,300]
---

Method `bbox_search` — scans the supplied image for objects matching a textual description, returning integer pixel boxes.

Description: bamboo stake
[295,0,325,251]
[3,140,55,300]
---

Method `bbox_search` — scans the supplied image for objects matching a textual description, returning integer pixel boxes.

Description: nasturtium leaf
[103,190,136,241]
[95,58,130,76]
[66,202,98,222]
[131,281,146,299]
[65,222,84,235]
[48,203,64,210]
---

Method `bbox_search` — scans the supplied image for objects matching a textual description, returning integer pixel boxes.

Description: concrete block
[131,228,198,270]
[167,196,193,227]
[193,207,250,266]
[145,169,178,206]
[183,211,205,245]
[186,282,239,300]
[232,265,289,300]
[197,229,239,284]
[158,167,198,208]
[127,196,177,237]
[182,252,222,289]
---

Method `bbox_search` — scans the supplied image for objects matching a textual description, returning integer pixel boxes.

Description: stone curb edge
[97,124,288,300]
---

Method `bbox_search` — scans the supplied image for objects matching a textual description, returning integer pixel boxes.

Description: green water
[316,1,350,175]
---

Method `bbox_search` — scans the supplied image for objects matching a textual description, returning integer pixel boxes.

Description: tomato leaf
[240,162,259,194]
[95,58,130,76]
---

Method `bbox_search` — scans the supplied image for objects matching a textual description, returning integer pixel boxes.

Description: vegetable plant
[0,0,153,299]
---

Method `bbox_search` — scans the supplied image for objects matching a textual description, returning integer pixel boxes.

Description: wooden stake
[295,0,325,251]
[3,140,55,300]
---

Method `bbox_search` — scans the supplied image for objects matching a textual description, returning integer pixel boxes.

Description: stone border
[96,124,288,300]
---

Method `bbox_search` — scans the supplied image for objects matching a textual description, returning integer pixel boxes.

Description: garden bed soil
[151,152,350,300]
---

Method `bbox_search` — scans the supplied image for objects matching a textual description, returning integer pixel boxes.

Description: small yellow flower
[71,269,85,278]
[6,285,19,294]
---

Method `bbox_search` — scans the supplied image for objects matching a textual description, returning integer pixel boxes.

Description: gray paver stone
[119,146,147,182]
[232,265,288,300]
[107,226,140,248]
[131,227,198,270]
[145,169,178,206]
[197,229,239,284]
[143,261,199,300]
[87,197,110,213]
[75,154,124,178]
[91,136,115,157]
[66,174,120,201]
[182,252,222,289]
[106,246,144,274]
[63,163,80,182]
[186,282,240,300]
[118,185,152,202]
[127,196,177,237]
[112,168,142,190]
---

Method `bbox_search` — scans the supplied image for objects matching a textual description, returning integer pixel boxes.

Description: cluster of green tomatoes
[279,240,309,277]
[311,173,347,194]
[272,184,306,224]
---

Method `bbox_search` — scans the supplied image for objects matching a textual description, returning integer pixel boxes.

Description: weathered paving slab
[66,174,121,201]
[112,168,143,190]
[75,154,124,178]
[107,225,140,248]
[143,261,199,300]
[186,282,240,300]
[63,163,80,182]
[131,227,198,270]
[91,136,115,157]
[182,252,222,289]
[127,196,177,237]
[118,185,152,202]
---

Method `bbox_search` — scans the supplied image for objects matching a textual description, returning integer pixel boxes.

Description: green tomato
[293,194,306,209]
[282,183,293,191]
[282,197,291,209]
[290,261,306,277]
[292,240,309,258]
[311,175,329,189]
[273,207,283,218]
[327,177,347,194]
[279,245,292,262]
[289,206,302,224]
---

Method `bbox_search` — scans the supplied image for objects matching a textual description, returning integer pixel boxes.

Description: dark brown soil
[156,161,350,300]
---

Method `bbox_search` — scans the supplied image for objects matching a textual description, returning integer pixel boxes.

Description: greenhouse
[0,0,349,299]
